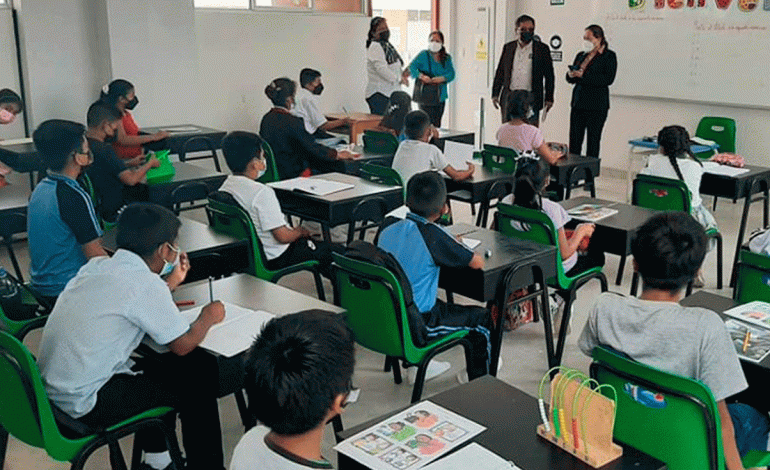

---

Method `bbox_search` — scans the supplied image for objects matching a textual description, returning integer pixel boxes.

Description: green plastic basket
[145,150,175,185]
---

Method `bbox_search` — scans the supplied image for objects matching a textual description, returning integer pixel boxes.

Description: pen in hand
[208,276,214,303]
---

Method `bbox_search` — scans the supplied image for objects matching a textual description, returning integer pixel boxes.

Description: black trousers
[266,238,344,278]
[569,107,609,158]
[425,299,492,380]
[77,351,224,470]
[418,102,446,128]
[366,92,390,116]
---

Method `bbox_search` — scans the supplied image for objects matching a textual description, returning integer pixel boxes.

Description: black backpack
[343,240,429,347]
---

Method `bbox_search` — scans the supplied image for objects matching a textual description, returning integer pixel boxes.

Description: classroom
[2,0,770,469]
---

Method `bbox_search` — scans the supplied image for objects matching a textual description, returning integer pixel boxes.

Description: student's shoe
[407,360,451,385]
[137,463,178,470]
[456,357,503,385]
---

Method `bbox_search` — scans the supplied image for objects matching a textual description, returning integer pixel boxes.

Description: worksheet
[269,177,355,196]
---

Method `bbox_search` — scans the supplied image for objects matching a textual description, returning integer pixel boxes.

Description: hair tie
[102,83,110,94]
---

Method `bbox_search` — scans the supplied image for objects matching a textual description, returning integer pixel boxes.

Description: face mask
[159,243,179,277]
[256,168,266,180]
[379,30,390,42]
[0,108,15,124]
[519,31,534,44]
[526,107,535,119]
[312,83,324,96]
[125,96,139,110]
[428,41,442,53]
[584,40,595,52]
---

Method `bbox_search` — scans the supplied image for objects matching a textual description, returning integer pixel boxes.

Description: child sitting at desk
[99,79,169,161]
[85,101,160,223]
[496,90,562,164]
[218,130,342,276]
[260,78,356,180]
[578,212,770,470]
[230,310,355,470]
[38,203,226,470]
[378,171,492,384]
[391,110,473,187]
[293,68,350,138]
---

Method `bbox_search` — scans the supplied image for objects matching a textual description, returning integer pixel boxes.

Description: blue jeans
[728,403,770,457]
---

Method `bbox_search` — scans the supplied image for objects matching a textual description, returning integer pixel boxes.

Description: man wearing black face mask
[294,68,351,139]
[85,101,159,223]
[492,15,554,127]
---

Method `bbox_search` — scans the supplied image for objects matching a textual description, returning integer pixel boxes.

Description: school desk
[269,172,403,241]
[325,113,383,144]
[549,154,601,201]
[141,124,226,156]
[441,223,558,371]
[560,196,659,287]
[444,164,516,225]
[337,375,667,470]
[0,171,31,218]
[339,145,394,175]
[433,128,475,151]
[0,140,44,189]
[101,216,248,283]
[147,161,226,208]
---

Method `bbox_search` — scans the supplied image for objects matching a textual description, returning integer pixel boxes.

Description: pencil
[208,276,214,303]
[742,330,751,353]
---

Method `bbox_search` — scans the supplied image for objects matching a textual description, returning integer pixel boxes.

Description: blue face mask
[159,243,179,277]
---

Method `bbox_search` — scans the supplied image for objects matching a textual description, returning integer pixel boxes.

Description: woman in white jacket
[366,17,407,115]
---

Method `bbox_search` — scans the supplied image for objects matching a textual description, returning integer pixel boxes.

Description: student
[497,90,563,165]
[38,203,227,470]
[391,110,473,187]
[0,88,23,125]
[578,212,770,470]
[293,68,350,137]
[218,131,342,275]
[27,120,107,302]
[378,171,492,383]
[260,78,356,180]
[372,91,412,138]
[85,101,160,223]
[99,79,169,161]
[748,228,770,256]
[230,310,355,470]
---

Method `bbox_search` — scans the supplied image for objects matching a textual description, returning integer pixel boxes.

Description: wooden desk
[101,217,248,283]
[550,154,601,201]
[337,376,667,470]
[560,197,658,286]
[142,124,226,155]
[270,172,403,241]
[326,113,383,144]
[434,128,475,151]
[147,161,226,208]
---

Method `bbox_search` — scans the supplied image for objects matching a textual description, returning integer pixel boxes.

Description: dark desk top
[271,172,401,204]
[436,128,475,140]
[142,124,225,136]
[700,165,770,199]
[440,223,557,302]
[142,125,227,153]
[0,140,44,173]
[147,162,227,207]
[560,196,658,232]
[338,376,666,470]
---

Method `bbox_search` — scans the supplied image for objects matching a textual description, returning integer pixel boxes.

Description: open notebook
[179,303,274,357]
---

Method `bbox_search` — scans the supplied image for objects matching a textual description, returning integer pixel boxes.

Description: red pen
[175,300,195,307]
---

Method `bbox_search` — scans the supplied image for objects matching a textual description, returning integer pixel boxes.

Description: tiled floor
[2,169,762,469]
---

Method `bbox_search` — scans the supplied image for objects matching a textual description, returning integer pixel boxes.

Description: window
[372,0,433,65]
[194,0,364,13]
[0,0,10,7]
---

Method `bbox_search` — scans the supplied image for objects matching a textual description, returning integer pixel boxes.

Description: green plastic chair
[590,345,770,470]
[631,174,723,293]
[359,162,404,201]
[256,140,280,184]
[205,191,326,300]
[0,330,183,470]
[495,202,608,368]
[331,252,474,403]
[734,249,770,304]
[481,144,519,174]
[362,130,399,155]
[694,116,736,159]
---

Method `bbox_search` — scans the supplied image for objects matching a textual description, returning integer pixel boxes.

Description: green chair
[590,345,770,470]
[331,252,474,403]
[0,330,183,470]
[481,144,519,174]
[205,191,326,300]
[359,162,404,201]
[631,174,723,293]
[495,202,608,368]
[734,248,770,304]
[362,130,399,155]
[257,140,280,184]
[694,116,736,160]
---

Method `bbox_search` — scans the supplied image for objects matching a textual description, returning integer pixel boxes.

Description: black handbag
[412,52,441,106]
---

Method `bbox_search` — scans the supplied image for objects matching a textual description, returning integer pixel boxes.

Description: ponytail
[657,125,702,182]
[265,78,296,108]
[513,157,549,210]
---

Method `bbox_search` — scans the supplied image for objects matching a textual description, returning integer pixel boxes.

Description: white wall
[512,0,770,171]
[0,7,24,139]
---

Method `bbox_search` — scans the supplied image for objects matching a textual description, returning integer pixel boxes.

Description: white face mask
[428,41,442,53]
[584,39,596,52]
[256,168,266,180]
[159,242,179,277]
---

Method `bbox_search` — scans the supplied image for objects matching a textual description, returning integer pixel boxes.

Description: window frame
[0,0,12,9]
[193,0,367,16]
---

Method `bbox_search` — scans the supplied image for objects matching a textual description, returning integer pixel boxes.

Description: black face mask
[313,83,324,96]
[519,31,534,44]
[379,30,390,42]
[125,96,139,110]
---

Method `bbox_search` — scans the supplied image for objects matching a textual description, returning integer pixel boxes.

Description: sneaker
[136,463,177,470]
[407,360,451,385]
[456,357,503,385]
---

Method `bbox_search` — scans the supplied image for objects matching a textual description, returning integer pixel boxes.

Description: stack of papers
[269,177,355,196]
[703,165,750,177]
[180,302,274,357]
[443,141,476,172]
[723,302,770,363]
[567,203,618,222]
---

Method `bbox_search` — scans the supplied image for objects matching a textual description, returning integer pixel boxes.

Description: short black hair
[244,310,355,436]
[631,212,707,292]
[116,203,182,259]
[506,90,534,121]
[32,119,86,172]
[0,88,22,112]
[404,110,431,141]
[86,101,122,129]
[406,171,447,218]
[265,78,296,107]
[516,15,535,28]
[300,68,322,88]
[221,131,264,174]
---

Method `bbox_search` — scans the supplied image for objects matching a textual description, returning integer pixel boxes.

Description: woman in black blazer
[260,78,355,180]
[566,25,617,159]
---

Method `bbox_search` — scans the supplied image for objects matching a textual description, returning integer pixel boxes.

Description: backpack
[343,240,429,347]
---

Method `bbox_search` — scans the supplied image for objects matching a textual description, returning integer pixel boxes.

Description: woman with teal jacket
[406,31,455,128]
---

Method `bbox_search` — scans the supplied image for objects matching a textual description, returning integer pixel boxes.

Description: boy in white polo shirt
[293,68,350,138]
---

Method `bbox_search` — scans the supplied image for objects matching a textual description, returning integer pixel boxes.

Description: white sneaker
[456,357,503,385]
[407,360,451,385]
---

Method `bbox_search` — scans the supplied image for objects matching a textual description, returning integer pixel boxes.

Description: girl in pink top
[496,90,563,165]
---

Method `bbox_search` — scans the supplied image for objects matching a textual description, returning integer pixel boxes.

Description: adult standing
[491,15,554,126]
[566,25,617,158]
[365,17,408,115]
[405,31,455,128]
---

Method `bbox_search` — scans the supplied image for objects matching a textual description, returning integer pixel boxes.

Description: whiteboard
[600,0,770,108]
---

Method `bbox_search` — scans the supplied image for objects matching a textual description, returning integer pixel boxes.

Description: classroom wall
[0,7,23,139]
[513,0,770,171]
